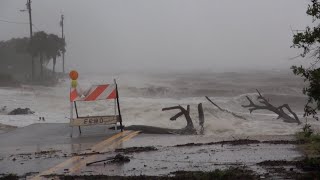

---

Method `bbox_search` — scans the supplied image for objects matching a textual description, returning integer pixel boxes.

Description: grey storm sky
[0,0,312,73]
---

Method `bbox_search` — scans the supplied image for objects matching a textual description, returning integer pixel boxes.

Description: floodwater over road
[0,71,317,178]
[0,124,303,179]
[81,139,301,177]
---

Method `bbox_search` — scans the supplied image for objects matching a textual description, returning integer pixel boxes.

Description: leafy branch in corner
[291,0,320,120]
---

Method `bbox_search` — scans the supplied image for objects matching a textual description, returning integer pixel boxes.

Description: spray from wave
[0,71,318,137]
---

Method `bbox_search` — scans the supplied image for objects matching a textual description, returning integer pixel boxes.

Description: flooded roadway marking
[31,130,139,180]
[68,130,140,174]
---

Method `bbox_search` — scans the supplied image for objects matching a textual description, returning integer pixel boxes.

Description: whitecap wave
[0,71,318,137]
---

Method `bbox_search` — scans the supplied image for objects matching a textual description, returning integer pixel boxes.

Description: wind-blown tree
[30,31,66,78]
[46,34,65,74]
[13,37,30,53]
[292,0,320,120]
[30,31,48,78]
[0,38,32,80]
[0,33,65,82]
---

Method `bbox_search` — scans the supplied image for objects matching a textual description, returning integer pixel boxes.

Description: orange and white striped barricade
[69,79,123,137]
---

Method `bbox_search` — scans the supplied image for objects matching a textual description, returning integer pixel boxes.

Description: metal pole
[27,0,32,39]
[74,101,79,118]
[74,101,81,134]
[114,94,117,130]
[114,79,123,131]
[27,0,34,80]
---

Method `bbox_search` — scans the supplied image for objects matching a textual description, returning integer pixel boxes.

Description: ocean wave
[0,72,318,137]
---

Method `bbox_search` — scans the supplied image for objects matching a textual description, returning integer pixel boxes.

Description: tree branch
[162,105,194,129]
[170,112,184,121]
[278,104,301,124]
[242,90,300,124]
[205,96,224,111]
[206,96,246,120]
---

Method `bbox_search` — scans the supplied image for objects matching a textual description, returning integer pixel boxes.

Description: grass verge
[44,167,257,180]
[296,131,320,156]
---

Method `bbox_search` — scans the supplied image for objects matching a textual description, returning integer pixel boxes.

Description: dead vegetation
[115,146,158,154]
[174,139,304,147]
[162,105,196,134]
[242,89,300,124]
[86,154,130,166]
[162,103,205,135]
[205,96,246,120]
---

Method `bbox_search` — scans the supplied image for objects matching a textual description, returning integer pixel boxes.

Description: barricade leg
[70,127,73,137]
[120,121,123,132]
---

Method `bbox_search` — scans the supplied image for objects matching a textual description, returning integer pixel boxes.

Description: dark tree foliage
[0,31,65,81]
[29,31,66,77]
[292,0,320,120]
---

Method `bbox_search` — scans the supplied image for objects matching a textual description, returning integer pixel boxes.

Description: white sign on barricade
[70,116,119,126]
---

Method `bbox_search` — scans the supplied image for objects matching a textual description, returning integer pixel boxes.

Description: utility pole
[60,14,65,74]
[27,0,34,80]
[27,0,32,39]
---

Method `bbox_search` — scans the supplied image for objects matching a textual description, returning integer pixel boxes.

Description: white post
[70,87,74,137]
[70,102,73,122]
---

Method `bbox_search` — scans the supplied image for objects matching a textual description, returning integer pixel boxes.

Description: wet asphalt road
[0,123,128,177]
[0,123,303,179]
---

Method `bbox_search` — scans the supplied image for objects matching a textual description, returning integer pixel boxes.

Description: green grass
[296,132,320,156]
[294,127,320,178]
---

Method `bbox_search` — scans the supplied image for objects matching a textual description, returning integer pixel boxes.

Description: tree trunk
[52,57,56,75]
[40,53,43,79]
[198,103,204,135]
[31,57,34,81]
[117,103,205,135]
[162,105,196,134]
[62,52,65,74]
[162,105,194,130]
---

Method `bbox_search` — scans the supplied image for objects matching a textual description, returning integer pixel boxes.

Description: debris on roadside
[86,154,130,166]
[8,149,63,162]
[8,108,34,115]
[115,146,158,154]
[175,139,305,147]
